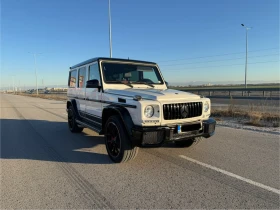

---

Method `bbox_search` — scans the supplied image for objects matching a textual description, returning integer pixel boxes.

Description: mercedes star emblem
[180,105,188,118]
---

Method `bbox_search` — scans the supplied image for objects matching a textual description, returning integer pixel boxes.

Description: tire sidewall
[105,116,128,163]
[68,107,75,132]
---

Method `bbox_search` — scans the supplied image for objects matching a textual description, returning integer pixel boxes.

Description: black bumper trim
[131,118,216,146]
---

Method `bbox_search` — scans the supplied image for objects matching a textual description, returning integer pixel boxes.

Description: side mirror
[86,79,101,89]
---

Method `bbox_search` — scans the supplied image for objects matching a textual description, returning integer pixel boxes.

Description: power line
[160,53,279,67]
[157,48,279,63]
[162,60,279,72]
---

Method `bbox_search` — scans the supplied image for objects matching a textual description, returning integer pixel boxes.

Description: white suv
[67,57,216,163]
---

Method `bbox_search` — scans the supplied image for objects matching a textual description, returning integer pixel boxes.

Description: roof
[70,57,157,69]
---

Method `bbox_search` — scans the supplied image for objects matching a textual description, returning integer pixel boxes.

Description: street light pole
[34,53,38,95]
[241,24,252,89]
[109,0,112,58]
[245,28,248,89]
[28,52,41,95]
[13,76,15,94]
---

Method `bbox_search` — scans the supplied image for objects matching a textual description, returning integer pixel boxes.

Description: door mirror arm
[86,79,101,91]
[98,86,101,92]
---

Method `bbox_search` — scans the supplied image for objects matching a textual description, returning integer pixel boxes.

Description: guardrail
[176,87,280,98]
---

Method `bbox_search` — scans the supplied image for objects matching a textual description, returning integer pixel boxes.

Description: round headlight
[144,105,154,118]
[204,101,210,112]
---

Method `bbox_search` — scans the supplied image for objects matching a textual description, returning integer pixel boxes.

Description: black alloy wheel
[68,106,83,133]
[105,115,138,163]
[106,122,121,157]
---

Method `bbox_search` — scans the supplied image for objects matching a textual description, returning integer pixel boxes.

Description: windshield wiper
[110,81,133,87]
[133,82,155,88]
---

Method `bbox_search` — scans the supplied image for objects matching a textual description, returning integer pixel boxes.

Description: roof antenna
[128,57,129,60]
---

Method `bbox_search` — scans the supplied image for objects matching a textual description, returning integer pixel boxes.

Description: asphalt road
[1,93,279,209]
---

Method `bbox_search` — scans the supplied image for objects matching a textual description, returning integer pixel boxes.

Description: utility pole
[109,0,112,58]
[241,24,252,89]
[28,52,42,95]
[12,75,15,94]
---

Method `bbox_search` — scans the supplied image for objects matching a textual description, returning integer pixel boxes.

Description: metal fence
[178,88,280,98]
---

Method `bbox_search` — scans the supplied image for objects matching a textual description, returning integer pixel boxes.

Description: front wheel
[105,115,138,163]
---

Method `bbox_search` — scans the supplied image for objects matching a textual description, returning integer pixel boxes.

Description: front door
[85,62,102,128]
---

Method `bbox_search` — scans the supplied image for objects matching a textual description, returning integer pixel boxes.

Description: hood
[104,88,201,101]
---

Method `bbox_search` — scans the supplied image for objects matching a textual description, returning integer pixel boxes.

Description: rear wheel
[68,106,83,133]
[105,115,138,163]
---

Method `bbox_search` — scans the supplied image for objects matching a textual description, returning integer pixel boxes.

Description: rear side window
[69,70,77,88]
[78,67,86,88]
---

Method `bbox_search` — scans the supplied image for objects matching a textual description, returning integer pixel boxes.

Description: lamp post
[28,52,42,95]
[241,24,252,89]
[109,0,112,58]
[12,75,15,94]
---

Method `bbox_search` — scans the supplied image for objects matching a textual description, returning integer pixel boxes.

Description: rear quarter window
[69,70,77,88]
[78,67,86,88]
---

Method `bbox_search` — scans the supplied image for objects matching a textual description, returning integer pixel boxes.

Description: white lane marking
[179,155,280,195]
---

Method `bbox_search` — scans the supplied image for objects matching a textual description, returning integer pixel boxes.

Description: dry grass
[212,97,280,127]
[212,109,280,127]
[14,92,67,101]
[245,112,263,126]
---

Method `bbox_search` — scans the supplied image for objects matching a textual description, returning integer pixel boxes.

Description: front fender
[102,105,134,138]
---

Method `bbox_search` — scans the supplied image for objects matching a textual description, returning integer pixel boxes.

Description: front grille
[163,102,202,120]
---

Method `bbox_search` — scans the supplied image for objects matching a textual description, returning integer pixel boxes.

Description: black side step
[76,119,102,133]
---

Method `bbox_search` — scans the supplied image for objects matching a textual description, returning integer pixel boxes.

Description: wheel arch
[66,99,81,120]
[101,106,134,137]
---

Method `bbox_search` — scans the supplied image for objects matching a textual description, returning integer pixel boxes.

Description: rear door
[77,66,87,114]
[67,69,77,98]
[85,62,102,126]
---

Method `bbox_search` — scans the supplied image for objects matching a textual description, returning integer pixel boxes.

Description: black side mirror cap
[86,79,101,89]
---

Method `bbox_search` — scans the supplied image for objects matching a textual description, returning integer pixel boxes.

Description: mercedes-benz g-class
[67,57,216,163]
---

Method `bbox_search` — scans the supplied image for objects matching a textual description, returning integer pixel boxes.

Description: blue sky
[1,0,279,88]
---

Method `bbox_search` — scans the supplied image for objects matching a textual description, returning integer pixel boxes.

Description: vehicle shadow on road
[0,119,112,164]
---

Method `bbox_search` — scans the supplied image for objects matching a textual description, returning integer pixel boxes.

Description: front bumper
[131,118,216,146]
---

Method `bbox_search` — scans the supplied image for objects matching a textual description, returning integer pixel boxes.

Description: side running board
[76,119,102,133]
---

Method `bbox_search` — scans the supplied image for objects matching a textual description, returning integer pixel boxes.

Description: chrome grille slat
[163,102,202,120]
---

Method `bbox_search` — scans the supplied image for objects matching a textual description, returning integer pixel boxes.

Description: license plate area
[175,123,202,134]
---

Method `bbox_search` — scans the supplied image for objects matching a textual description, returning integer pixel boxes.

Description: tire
[105,115,139,163]
[68,105,84,133]
[175,137,202,148]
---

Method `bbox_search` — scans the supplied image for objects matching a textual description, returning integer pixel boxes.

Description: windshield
[101,62,164,85]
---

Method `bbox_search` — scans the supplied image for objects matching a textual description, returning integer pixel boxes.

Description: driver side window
[88,63,100,82]
[143,71,159,83]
